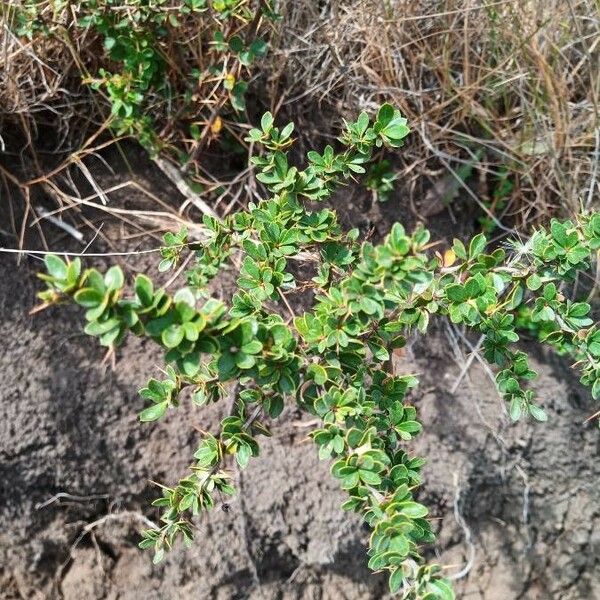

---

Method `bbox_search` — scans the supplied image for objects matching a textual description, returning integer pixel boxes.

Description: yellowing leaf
[224,73,235,90]
[211,116,222,135]
[443,248,456,267]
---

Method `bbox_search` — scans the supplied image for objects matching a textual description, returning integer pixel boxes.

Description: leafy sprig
[36,105,600,597]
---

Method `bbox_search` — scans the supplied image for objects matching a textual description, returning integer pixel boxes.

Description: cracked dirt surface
[0,158,599,599]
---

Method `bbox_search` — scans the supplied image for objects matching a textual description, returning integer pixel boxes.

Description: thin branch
[35,491,110,510]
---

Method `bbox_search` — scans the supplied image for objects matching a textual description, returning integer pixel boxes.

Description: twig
[515,464,531,547]
[164,251,194,289]
[234,462,262,593]
[0,246,165,258]
[450,334,485,394]
[583,408,600,424]
[54,510,160,588]
[35,491,110,510]
[445,323,533,549]
[74,158,109,205]
[36,206,85,244]
[81,511,159,534]
[449,325,508,417]
[153,156,219,219]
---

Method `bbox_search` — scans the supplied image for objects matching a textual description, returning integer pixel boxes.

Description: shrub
[36,105,600,597]
[5,0,278,168]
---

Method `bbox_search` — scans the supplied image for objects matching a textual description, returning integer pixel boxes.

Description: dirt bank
[0,163,598,600]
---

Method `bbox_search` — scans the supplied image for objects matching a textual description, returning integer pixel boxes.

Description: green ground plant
[366,159,398,202]
[37,105,600,598]
[8,0,278,161]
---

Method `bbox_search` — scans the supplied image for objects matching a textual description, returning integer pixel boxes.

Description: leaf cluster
[12,0,279,162]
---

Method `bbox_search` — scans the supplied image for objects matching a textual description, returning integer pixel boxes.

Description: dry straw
[0,0,598,245]
[268,0,599,227]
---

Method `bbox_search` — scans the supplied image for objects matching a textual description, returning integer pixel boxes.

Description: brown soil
[0,156,598,600]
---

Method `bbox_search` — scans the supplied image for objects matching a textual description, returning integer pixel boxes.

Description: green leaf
[135,274,154,306]
[190,123,201,141]
[261,112,273,132]
[543,283,557,301]
[104,266,124,291]
[195,441,218,467]
[176,300,196,322]
[265,395,284,418]
[140,401,168,422]
[388,534,410,555]
[182,352,200,376]
[526,273,542,291]
[528,403,547,422]
[280,122,294,140]
[84,318,120,336]
[278,371,295,393]
[65,259,81,285]
[153,548,165,564]
[85,296,109,321]
[217,352,237,378]
[569,302,590,318]
[174,287,196,308]
[182,322,199,342]
[179,493,195,512]
[162,325,185,348]
[359,469,382,485]
[356,111,369,134]
[501,377,520,394]
[360,297,381,315]
[428,579,455,600]
[308,364,328,385]
[464,276,482,298]
[509,397,522,421]
[389,567,404,594]
[445,284,466,303]
[235,352,256,369]
[382,122,410,141]
[44,254,67,279]
[74,288,104,308]
[469,233,487,258]
[236,443,251,468]
[241,340,263,355]
[398,501,428,518]
[377,103,395,126]
[228,35,244,53]
[159,258,174,272]
[452,239,467,260]
[550,220,569,246]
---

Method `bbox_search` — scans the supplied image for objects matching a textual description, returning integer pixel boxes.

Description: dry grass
[268,0,599,229]
[0,1,271,249]
[0,0,598,248]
